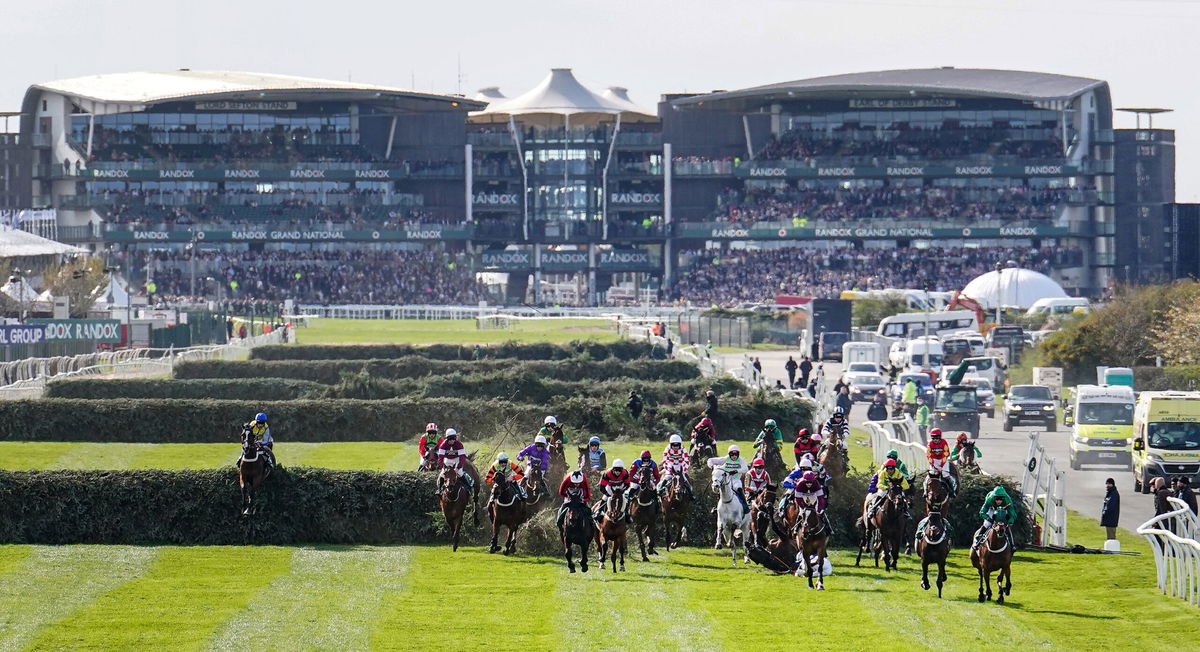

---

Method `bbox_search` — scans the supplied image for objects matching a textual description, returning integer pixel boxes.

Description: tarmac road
[719,348,1155,535]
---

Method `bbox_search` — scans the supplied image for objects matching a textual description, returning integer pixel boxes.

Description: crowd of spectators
[716,184,1073,223]
[758,124,1064,162]
[669,246,1082,306]
[143,249,489,305]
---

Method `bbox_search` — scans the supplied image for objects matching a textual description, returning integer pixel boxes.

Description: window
[1147,422,1200,450]
[1077,403,1133,425]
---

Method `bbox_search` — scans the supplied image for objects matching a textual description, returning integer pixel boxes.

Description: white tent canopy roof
[475,69,653,118]
[473,87,507,102]
[961,268,1068,309]
[1,277,39,303]
[92,274,131,309]
[0,226,88,258]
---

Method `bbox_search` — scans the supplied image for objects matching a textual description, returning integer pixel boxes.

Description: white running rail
[0,329,289,400]
[862,416,926,471]
[1137,496,1200,608]
[1020,431,1068,547]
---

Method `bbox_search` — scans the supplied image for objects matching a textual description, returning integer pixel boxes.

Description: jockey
[434,428,473,495]
[600,459,634,522]
[517,434,551,494]
[821,409,851,459]
[793,428,820,465]
[973,486,1017,548]
[785,469,833,535]
[628,450,661,496]
[658,434,694,498]
[867,459,911,520]
[485,452,527,503]
[556,469,594,529]
[885,450,912,480]
[538,415,567,444]
[754,419,784,450]
[926,429,957,497]
[800,452,830,487]
[240,412,275,471]
[689,416,718,453]
[745,458,771,498]
[706,444,750,512]
[950,433,983,463]
[577,436,607,472]
[418,422,440,467]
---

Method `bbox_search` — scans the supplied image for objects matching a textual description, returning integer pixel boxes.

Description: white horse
[711,470,750,565]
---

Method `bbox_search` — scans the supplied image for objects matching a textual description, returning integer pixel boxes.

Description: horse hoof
[816,584,825,591]
[997,595,1005,605]
[714,543,723,550]
[569,566,576,573]
[921,580,930,590]
[641,556,649,562]
[978,594,985,603]
[619,564,625,572]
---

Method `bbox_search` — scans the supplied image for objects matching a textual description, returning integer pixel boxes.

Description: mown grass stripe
[29,546,292,650]
[48,442,145,470]
[555,546,716,651]
[0,545,158,652]
[0,546,33,579]
[205,546,412,651]
[0,442,80,470]
[371,548,562,651]
[131,443,237,470]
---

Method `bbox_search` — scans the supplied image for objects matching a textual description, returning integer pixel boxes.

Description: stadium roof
[673,68,1109,110]
[30,70,482,109]
[475,69,654,121]
[0,226,87,258]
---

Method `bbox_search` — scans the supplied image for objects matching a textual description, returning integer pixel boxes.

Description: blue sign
[0,324,47,346]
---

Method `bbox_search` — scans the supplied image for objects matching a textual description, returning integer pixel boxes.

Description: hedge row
[0,394,812,444]
[174,357,702,385]
[0,468,438,545]
[46,378,327,401]
[0,467,1027,548]
[250,340,652,362]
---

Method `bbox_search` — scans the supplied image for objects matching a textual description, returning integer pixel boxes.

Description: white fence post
[1020,431,1068,547]
[1137,496,1200,608]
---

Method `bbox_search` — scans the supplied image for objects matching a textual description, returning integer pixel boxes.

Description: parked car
[1002,384,1057,431]
[840,361,883,384]
[846,372,887,402]
[964,377,996,419]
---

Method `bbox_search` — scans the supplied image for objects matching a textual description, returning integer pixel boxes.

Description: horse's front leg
[921,556,931,590]
[936,560,946,598]
[565,539,575,573]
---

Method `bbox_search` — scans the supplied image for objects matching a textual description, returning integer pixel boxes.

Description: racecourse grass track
[0,439,875,473]
[1,519,1198,651]
[293,317,620,345]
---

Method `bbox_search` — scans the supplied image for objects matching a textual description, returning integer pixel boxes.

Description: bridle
[920,514,948,546]
[493,475,517,507]
[983,524,1010,554]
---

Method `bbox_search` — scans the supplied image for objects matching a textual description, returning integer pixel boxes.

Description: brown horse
[628,464,660,561]
[487,472,529,555]
[754,443,786,482]
[817,439,846,481]
[521,463,550,511]
[438,467,471,552]
[748,483,778,550]
[971,522,1014,604]
[660,473,692,549]
[917,511,951,598]
[560,491,594,573]
[925,473,952,515]
[689,427,716,466]
[547,432,568,484]
[596,491,629,572]
[238,428,270,516]
[417,447,438,472]
[857,483,907,571]
[957,443,980,473]
[793,496,829,590]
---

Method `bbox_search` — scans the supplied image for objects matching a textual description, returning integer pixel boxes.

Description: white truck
[1033,367,1064,401]
[842,341,881,366]
[905,336,945,380]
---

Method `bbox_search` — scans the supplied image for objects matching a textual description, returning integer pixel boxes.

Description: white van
[842,341,881,366]
[1026,297,1090,316]
[958,356,1006,389]
[876,310,979,339]
[905,336,945,372]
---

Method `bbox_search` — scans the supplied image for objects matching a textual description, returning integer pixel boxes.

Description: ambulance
[1066,385,1134,470]
[1132,391,1200,493]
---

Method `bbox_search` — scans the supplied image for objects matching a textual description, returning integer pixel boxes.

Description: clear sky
[3,0,1196,198]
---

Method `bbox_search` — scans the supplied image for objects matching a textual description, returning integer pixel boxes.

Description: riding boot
[824,513,835,537]
[432,479,443,496]
[735,488,748,513]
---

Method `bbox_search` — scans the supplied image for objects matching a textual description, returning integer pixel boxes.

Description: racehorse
[793,495,829,590]
[817,436,846,481]
[857,482,908,571]
[417,447,438,472]
[521,462,549,511]
[660,473,692,549]
[560,491,594,573]
[971,522,1014,604]
[712,470,750,565]
[238,427,270,516]
[917,511,951,598]
[748,483,778,550]
[438,467,471,552]
[596,491,629,572]
[753,442,786,482]
[925,472,952,515]
[628,464,660,561]
[690,427,716,466]
[957,443,980,473]
[547,431,568,485]
[487,471,529,555]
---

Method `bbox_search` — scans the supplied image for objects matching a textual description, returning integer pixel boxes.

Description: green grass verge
[295,318,620,345]
[1,537,1197,650]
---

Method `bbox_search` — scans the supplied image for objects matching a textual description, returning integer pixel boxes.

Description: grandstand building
[0,67,1178,305]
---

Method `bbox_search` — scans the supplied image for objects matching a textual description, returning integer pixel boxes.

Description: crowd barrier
[1137,496,1200,608]
[1020,431,1068,547]
[296,304,686,321]
[861,416,925,472]
[0,329,289,400]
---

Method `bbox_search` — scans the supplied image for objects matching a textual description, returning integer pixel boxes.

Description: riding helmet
[543,415,557,425]
[884,459,897,468]
[887,450,899,459]
[640,450,652,459]
[445,428,458,438]
[534,434,547,445]
[669,434,683,444]
[727,444,740,454]
[589,436,601,445]
[764,419,777,428]
[957,433,969,441]
[802,471,816,482]
[752,458,765,467]
[498,452,509,463]
[425,422,438,432]
[930,428,942,437]
[811,433,823,442]
[255,412,268,423]
[612,459,625,468]
[570,470,584,482]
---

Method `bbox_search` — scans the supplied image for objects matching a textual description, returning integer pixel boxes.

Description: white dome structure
[961,268,1068,310]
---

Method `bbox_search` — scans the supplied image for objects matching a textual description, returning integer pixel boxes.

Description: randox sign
[675,223,1072,240]
[104,227,471,243]
[29,319,122,343]
[735,162,1079,179]
[0,324,46,346]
